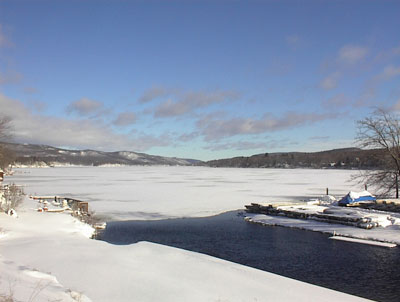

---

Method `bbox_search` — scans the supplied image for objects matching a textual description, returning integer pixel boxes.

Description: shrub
[0,184,24,213]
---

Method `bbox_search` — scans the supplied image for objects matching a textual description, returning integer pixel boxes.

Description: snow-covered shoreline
[0,197,373,301]
[245,212,400,245]
[0,167,381,301]
[244,202,400,245]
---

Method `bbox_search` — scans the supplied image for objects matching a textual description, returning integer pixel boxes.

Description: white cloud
[0,93,170,152]
[197,111,337,141]
[337,45,368,65]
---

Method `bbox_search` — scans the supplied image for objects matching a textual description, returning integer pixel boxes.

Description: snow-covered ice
[8,166,359,221]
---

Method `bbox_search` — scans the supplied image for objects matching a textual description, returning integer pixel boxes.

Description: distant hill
[204,148,386,169]
[1,142,202,167]
[0,142,387,169]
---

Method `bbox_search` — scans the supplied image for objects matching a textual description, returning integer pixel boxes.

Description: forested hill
[204,148,386,169]
[0,142,387,169]
[1,142,200,167]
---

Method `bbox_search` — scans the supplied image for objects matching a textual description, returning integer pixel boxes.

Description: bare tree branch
[0,115,14,169]
[355,108,400,198]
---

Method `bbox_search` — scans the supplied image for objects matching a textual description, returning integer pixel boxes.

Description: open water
[100,211,400,302]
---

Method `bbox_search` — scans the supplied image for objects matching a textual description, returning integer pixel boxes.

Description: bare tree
[0,183,24,212]
[0,115,11,140]
[0,116,13,169]
[356,108,400,198]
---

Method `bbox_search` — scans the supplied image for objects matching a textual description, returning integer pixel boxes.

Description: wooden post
[326,188,329,195]
[364,184,368,191]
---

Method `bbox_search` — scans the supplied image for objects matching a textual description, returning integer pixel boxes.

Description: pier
[29,195,106,237]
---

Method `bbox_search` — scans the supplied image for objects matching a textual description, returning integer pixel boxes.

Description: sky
[0,0,399,161]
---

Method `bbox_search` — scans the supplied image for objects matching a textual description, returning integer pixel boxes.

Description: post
[326,188,329,195]
[364,184,368,191]
[396,174,399,199]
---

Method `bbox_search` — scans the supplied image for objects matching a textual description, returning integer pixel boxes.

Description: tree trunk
[396,173,399,199]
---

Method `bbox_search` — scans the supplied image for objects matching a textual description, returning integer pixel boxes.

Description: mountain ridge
[1,142,201,167]
[0,142,386,169]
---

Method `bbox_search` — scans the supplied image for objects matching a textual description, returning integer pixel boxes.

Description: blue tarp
[338,191,376,206]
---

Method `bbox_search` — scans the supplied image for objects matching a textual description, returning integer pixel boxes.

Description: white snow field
[8,166,359,220]
[0,167,374,301]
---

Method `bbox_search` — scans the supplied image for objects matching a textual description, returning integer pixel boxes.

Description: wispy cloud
[0,70,22,85]
[138,86,173,103]
[374,45,400,62]
[337,45,368,65]
[355,64,400,107]
[113,112,137,126]
[23,86,38,94]
[309,136,330,141]
[66,98,105,117]
[0,24,13,48]
[319,72,340,90]
[285,34,303,50]
[391,99,400,112]
[286,35,300,45]
[197,111,337,141]
[322,93,351,109]
[376,65,400,81]
[152,89,240,118]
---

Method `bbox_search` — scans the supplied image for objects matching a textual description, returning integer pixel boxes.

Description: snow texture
[0,167,375,301]
[8,166,360,221]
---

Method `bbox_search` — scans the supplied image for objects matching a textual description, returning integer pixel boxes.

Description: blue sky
[0,0,399,160]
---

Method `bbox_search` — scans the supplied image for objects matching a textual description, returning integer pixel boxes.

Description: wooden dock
[329,236,397,248]
[245,203,387,229]
[30,195,106,238]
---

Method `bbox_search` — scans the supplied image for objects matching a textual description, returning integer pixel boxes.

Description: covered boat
[338,190,376,206]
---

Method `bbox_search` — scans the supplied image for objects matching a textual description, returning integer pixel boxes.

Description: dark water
[100,211,400,302]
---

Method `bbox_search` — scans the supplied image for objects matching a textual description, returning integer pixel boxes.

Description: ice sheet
[7,166,359,221]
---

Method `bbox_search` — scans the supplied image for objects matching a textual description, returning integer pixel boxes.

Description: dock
[245,202,395,229]
[29,195,106,238]
[329,236,397,248]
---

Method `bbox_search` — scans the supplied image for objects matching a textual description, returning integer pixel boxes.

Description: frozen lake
[9,166,359,221]
[7,166,361,220]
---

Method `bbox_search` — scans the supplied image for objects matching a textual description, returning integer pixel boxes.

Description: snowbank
[0,197,372,302]
[246,213,400,245]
